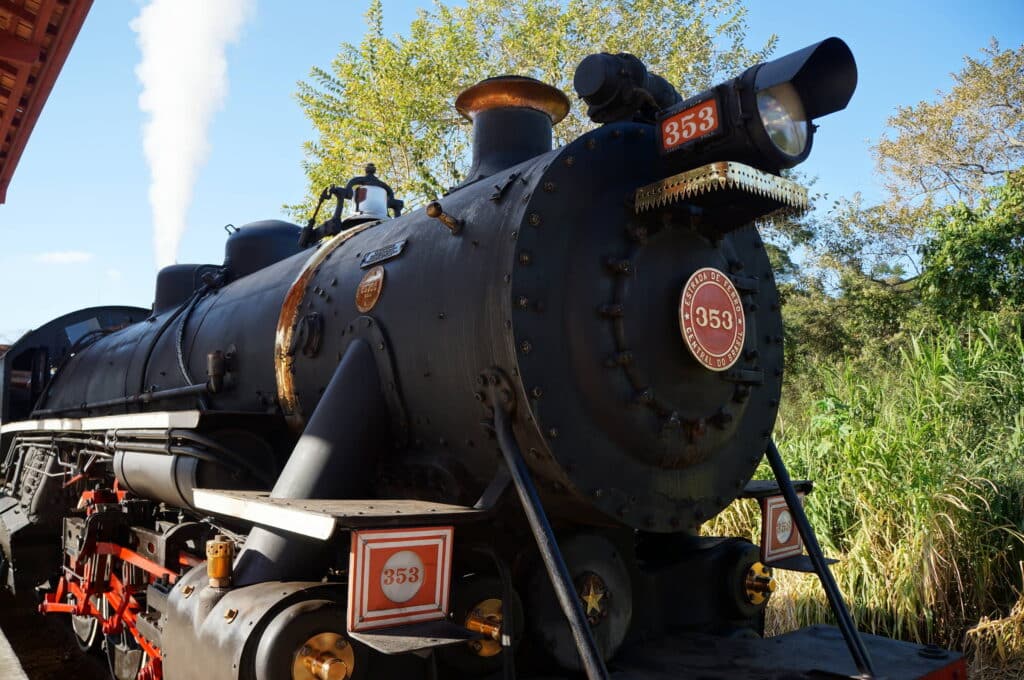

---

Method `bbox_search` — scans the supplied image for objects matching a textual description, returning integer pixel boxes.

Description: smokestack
[131,0,253,270]
[455,76,570,185]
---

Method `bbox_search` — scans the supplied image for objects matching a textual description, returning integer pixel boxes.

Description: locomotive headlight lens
[756,82,808,157]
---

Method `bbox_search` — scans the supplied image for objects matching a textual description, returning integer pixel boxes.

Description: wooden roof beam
[0,34,40,64]
[0,0,37,26]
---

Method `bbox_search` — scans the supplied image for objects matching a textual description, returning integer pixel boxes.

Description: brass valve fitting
[745,561,776,606]
[206,534,235,588]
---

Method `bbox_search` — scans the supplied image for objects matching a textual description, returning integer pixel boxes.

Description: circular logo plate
[679,267,745,371]
[355,266,385,313]
[379,549,425,603]
[775,509,793,544]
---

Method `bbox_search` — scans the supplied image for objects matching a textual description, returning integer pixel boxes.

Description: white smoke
[131,0,253,269]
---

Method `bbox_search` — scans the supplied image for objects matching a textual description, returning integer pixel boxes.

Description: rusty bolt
[528,213,542,226]
[224,609,239,623]
[598,303,624,318]
[605,258,632,275]
[520,340,533,354]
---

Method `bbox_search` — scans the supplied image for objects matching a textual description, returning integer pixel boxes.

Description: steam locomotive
[0,39,965,680]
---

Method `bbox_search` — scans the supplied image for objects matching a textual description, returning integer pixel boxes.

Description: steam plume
[132,0,253,269]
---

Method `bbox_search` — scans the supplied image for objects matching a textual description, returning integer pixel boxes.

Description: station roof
[0,0,92,204]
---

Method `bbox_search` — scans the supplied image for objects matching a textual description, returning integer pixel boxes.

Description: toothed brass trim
[634,162,809,213]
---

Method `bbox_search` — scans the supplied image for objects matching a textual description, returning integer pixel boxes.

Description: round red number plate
[679,267,745,371]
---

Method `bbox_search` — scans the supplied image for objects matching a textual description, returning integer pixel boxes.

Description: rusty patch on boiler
[275,221,380,430]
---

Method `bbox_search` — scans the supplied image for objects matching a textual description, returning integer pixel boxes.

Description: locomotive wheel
[104,631,144,680]
[252,599,370,680]
[69,594,102,652]
[527,532,632,671]
[438,575,524,677]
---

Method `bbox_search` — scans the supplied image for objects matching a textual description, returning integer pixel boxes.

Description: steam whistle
[299,164,404,247]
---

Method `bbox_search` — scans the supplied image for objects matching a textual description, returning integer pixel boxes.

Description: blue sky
[0,0,1021,343]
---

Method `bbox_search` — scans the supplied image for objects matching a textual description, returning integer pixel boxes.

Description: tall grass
[708,317,1024,671]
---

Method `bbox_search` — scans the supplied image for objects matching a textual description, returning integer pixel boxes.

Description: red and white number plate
[679,267,745,372]
[347,526,453,632]
[760,494,804,563]
[660,97,719,152]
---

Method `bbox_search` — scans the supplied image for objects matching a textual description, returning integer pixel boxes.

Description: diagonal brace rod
[492,403,609,680]
[765,438,876,678]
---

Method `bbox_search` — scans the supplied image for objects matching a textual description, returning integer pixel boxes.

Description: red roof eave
[0,0,92,204]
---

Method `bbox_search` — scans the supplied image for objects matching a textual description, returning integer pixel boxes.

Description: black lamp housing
[655,37,857,174]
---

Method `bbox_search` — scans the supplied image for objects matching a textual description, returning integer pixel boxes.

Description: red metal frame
[38,486,187,680]
[921,658,968,680]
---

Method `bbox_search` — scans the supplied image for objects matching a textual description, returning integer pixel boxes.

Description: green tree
[875,40,1024,208]
[823,40,1024,281]
[780,41,1024,355]
[291,0,775,218]
[804,42,1023,285]
[919,170,1024,320]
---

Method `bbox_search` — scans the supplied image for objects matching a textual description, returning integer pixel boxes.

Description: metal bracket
[490,171,522,202]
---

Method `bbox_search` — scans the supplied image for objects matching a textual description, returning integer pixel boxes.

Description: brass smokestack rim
[455,75,570,124]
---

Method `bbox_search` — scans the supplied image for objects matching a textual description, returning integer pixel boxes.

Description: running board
[192,490,488,540]
[740,479,814,498]
[348,620,483,655]
[767,554,838,573]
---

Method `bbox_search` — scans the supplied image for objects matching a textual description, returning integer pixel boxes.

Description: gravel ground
[0,590,109,680]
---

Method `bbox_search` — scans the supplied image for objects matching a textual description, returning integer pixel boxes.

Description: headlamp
[756,82,808,158]
[651,37,857,173]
